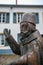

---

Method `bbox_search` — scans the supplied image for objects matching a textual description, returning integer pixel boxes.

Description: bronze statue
[4,13,43,65]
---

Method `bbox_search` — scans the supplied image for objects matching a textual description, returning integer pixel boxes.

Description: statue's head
[20,13,36,35]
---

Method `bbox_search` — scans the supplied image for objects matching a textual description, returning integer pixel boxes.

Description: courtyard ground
[0,54,20,65]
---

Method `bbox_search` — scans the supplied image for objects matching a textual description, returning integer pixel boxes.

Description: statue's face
[20,21,29,34]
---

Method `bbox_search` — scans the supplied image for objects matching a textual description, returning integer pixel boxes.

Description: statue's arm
[4,29,21,55]
[7,51,39,65]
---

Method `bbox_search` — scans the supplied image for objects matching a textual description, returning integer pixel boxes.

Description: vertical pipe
[16,0,17,5]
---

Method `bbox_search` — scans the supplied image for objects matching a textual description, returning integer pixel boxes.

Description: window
[6,13,10,23]
[17,13,23,23]
[0,34,14,54]
[32,13,39,24]
[0,34,4,46]
[13,12,39,24]
[0,34,8,46]
[35,13,39,24]
[13,13,24,23]
[0,13,10,23]
[0,13,1,23]
[13,13,16,23]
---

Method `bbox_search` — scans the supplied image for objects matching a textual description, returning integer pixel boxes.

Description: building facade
[0,4,43,54]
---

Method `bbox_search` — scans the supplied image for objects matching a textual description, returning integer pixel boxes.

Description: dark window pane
[21,14,23,20]
[2,19,5,23]
[3,13,5,16]
[6,13,10,23]
[0,13,1,17]
[2,14,5,23]
[13,13,16,23]
[0,13,1,22]
[4,35,9,46]
[18,14,20,22]
[0,19,1,23]
[2,42,4,45]
[5,40,8,46]
[18,14,21,23]
[0,34,4,45]
[35,13,39,24]
[0,34,9,46]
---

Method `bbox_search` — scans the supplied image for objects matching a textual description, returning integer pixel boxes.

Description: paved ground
[0,54,20,65]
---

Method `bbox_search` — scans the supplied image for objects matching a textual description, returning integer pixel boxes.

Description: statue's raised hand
[3,28,11,37]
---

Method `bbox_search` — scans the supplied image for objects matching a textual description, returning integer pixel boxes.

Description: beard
[20,23,36,39]
[20,24,31,39]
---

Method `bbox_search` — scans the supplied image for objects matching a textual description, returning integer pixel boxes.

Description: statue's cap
[21,13,36,26]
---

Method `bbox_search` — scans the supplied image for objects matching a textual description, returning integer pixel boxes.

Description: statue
[4,13,43,65]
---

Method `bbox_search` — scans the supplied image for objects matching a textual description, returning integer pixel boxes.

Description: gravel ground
[0,54,20,65]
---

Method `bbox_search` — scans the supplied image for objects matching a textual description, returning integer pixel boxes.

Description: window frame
[0,33,8,46]
[32,12,39,24]
[13,12,24,23]
[0,33,5,46]
[0,12,10,23]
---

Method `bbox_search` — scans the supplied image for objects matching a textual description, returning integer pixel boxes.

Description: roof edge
[0,4,43,7]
